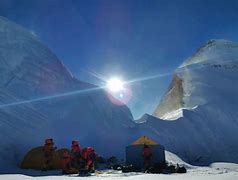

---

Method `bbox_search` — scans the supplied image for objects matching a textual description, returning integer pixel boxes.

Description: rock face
[153,74,184,119]
[139,40,238,165]
[0,17,136,171]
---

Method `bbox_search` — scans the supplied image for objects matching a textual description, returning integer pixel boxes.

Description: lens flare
[107,86,132,106]
[106,77,124,92]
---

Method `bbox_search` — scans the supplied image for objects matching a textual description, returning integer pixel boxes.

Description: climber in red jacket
[142,144,152,171]
[71,140,82,169]
[43,138,57,170]
[62,151,73,174]
[80,148,88,169]
[85,147,98,173]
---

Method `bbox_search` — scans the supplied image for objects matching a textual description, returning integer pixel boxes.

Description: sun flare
[106,77,124,92]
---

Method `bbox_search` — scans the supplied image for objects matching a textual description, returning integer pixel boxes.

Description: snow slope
[1,171,237,180]
[0,163,237,180]
[1,150,237,179]
[0,17,137,172]
[1,152,237,179]
[140,40,238,165]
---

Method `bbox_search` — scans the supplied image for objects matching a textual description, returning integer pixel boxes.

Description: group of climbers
[62,140,98,174]
[43,138,98,174]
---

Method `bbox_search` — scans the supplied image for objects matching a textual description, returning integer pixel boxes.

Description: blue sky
[1,0,238,118]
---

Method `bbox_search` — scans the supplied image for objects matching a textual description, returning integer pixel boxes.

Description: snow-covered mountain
[140,39,238,165]
[0,17,137,171]
[154,39,238,120]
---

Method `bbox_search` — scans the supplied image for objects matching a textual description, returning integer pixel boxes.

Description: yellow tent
[131,136,158,145]
[21,147,69,170]
[126,136,165,169]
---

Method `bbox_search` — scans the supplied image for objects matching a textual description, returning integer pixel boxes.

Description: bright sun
[106,77,124,92]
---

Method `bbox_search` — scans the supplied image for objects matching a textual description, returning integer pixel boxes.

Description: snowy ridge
[160,108,183,120]
[180,39,238,67]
